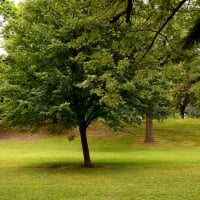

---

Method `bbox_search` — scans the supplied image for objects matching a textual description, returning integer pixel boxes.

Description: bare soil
[0,125,56,141]
[0,130,45,141]
[0,122,112,141]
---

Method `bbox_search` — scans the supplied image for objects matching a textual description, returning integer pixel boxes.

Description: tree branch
[110,10,127,23]
[126,0,133,23]
[110,0,134,23]
[139,0,187,61]
[86,111,98,128]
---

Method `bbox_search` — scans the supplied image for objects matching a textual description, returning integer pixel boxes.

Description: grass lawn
[0,119,200,200]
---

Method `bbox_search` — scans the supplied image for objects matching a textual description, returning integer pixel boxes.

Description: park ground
[0,119,200,200]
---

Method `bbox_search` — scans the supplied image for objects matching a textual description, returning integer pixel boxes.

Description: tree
[133,67,170,142]
[169,56,200,119]
[141,0,200,119]
[0,0,139,167]
[163,6,200,119]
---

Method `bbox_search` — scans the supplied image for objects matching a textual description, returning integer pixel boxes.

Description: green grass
[0,119,200,200]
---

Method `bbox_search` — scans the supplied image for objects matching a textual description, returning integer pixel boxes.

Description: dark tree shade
[183,16,200,49]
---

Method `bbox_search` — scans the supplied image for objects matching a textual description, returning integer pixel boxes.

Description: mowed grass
[0,119,200,200]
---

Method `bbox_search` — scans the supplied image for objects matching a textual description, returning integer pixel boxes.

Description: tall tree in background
[168,56,200,119]
[163,3,200,118]
[133,67,170,142]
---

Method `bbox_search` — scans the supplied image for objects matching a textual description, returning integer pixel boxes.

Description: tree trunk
[180,105,185,119]
[144,117,155,143]
[79,124,93,168]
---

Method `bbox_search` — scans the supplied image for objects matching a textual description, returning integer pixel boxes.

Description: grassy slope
[0,119,200,200]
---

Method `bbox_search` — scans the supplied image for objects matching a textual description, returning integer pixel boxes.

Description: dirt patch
[0,126,52,141]
[0,131,44,141]
[0,122,112,141]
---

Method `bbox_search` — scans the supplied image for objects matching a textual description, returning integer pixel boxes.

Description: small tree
[133,68,170,143]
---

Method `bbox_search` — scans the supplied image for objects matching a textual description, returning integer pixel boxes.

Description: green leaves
[0,0,15,20]
[0,0,138,129]
[1,0,199,131]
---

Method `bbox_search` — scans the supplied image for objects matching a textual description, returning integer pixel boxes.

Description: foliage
[153,1,200,118]
[0,0,15,20]
[0,0,16,55]
[133,67,170,120]
[0,0,137,128]
[1,0,199,126]
[185,106,200,118]
[168,60,199,114]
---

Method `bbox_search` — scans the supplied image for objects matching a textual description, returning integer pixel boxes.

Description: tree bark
[144,117,155,143]
[79,124,93,168]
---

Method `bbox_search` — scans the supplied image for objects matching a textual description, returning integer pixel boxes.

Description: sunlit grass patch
[0,119,200,200]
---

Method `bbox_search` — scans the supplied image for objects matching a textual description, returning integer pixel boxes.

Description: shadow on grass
[34,161,86,170]
[29,158,182,172]
[33,161,118,171]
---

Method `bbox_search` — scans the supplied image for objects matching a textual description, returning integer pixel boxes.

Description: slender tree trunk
[144,116,155,143]
[180,105,185,119]
[79,124,93,168]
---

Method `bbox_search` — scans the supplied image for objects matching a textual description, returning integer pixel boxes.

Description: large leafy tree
[0,0,140,167]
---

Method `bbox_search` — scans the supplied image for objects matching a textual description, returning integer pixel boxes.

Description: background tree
[132,66,170,142]
[168,55,200,118]
[163,5,200,119]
